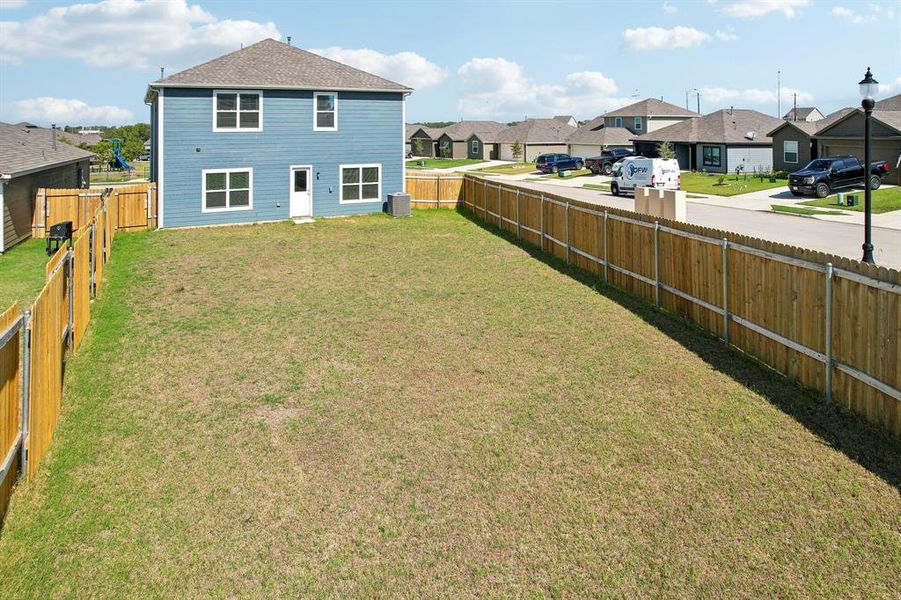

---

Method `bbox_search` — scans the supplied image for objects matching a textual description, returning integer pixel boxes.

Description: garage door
[569,144,601,158]
[824,142,900,185]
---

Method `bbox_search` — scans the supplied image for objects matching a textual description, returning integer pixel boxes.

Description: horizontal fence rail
[461,174,900,436]
[2,192,123,522]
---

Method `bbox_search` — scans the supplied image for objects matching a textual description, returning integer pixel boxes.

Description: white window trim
[201,167,254,213]
[784,140,799,164]
[339,163,382,204]
[471,139,479,154]
[634,117,642,131]
[614,117,623,128]
[313,91,338,132]
[212,90,263,132]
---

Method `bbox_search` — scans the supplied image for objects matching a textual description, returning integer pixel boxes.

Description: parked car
[610,157,680,196]
[585,148,634,175]
[536,153,584,174]
[136,154,150,161]
[788,156,889,198]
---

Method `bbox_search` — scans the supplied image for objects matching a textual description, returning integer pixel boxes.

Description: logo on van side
[626,163,649,178]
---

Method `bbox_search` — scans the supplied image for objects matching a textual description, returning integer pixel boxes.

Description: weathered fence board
[33,183,156,238]
[72,232,90,350]
[0,303,21,522]
[405,173,464,208]
[460,174,901,436]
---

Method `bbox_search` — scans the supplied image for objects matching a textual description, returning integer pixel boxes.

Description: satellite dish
[745,131,757,140]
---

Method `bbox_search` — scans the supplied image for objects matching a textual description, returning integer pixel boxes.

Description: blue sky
[1,0,899,127]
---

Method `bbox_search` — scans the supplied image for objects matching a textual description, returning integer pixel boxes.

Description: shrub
[717,175,726,185]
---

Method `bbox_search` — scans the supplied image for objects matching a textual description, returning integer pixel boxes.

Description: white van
[610,157,680,196]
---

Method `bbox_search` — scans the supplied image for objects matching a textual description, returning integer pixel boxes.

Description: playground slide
[114,155,131,170]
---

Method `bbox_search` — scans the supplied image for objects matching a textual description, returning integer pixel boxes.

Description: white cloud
[878,76,901,96]
[715,26,738,41]
[2,97,133,126]
[663,1,678,13]
[700,86,814,105]
[0,0,27,10]
[0,0,280,69]
[455,57,624,121]
[717,0,809,18]
[621,26,711,51]
[309,47,446,89]
[830,6,873,24]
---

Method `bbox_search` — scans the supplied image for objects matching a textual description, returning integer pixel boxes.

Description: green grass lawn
[771,204,849,216]
[0,238,50,310]
[90,161,150,184]
[0,211,898,596]
[800,186,901,214]
[680,171,788,197]
[405,158,483,170]
[475,162,538,175]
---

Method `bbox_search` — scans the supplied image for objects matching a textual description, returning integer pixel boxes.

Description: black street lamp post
[859,67,879,264]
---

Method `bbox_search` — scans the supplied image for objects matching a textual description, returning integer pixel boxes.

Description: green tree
[412,138,425,156]
[656,141,676,160]
[511,141,523,161]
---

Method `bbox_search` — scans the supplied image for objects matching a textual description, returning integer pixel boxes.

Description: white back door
[290,166,312,217]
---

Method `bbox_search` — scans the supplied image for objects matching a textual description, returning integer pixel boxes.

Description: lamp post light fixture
[859,67,878,264]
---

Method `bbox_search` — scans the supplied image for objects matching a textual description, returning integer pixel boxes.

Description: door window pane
[294,170,307,192]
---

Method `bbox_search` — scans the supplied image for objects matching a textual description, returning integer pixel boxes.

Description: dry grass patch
[0,211,898,597]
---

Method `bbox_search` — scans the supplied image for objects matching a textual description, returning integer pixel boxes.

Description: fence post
[67,248,74,348]
[565,202,571,264]
[89,223,96,298]
[42,190,48,236]
[540,194,546,252]
[515,189,521,238]
[435,175,441,209]
[721,238,729,345]
[603,210,609,283]
[145,186,152,225]
[653,221,660,306]
[20,309,31,479]
[824,262,833,402]
[482,178,488,219]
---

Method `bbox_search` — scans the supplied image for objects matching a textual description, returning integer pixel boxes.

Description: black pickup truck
[585,148,634,175]
[788,156,889,198]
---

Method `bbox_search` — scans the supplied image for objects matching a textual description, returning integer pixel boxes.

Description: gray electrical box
[387,192,411,217]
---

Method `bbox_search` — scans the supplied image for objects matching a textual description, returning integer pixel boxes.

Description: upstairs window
[614,117,623,128]
[634,117,642,131]
[340,164,381,204]
[214,91,261,131]
[314,92,338,131]
[203,168,253,212]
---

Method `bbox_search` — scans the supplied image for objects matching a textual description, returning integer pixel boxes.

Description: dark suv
[585,148,634,175]
[536,153,584,174]
[788,155,889,198]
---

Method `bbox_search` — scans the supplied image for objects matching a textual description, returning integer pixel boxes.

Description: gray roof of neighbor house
[768,107,856,137]
[635,109,783,145]
[148,38,411,96]
[0,122,94,177]
[565,116,633,146]
[408,125,446,140]
[604,98,698,118]
[875,92,901,111]
[440,120,506,142]
[494,118,577,144]
[782,107,819,120]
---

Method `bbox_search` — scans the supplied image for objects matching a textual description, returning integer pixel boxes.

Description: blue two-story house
[145,38,411,228]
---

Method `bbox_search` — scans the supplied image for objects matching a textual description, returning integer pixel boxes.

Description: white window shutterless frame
[213,90,262,132]
[289,165,313,217]
[313,92,338,131]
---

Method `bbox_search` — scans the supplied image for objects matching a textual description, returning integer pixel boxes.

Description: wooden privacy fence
[33,182,157,238]
[462,175,900,436]
[1,196,120,520]
[405,172,464,208]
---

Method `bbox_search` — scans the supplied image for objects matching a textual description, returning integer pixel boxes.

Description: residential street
[502,178,901,268]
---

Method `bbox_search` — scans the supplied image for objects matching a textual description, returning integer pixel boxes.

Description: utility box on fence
[387,192,411,218]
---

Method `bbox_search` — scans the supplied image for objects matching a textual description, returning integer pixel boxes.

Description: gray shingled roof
[768,107,856,137]
[150,38,411,93]
[813,107,901,137]
[0,122,95,177]
[605,98,698,118]
[635,109,783,145]
[566,116,633,146]
[875,93,901,111]
[494,118,576,144]
[408,125,446,140]
[440,120,506,142]
[871,110,901,132]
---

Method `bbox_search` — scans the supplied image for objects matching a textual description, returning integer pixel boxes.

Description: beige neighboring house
[782,107,825,122]
[566,115,633,158]
[434,121,505,159]
[602,98,698,134]
[0,122,94,252]
[494,118,578,161]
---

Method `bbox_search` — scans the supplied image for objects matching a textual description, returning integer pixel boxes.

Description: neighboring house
[553,115,578,127]
[603,98,698,135]
[434,121,505,159]
[15,123,101,148]
[812,97,901,185]
[634,109,784,173]
[494,118,578,161]
[767,108,855,173]
[0,122,93,252]
[782,107,825,122]
[407,124,445,157]
[145,38,410,227]
[566,115,633,157]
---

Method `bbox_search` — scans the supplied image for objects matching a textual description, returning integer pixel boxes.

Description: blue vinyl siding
[159,88,403,227]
